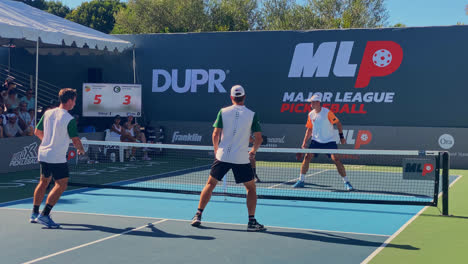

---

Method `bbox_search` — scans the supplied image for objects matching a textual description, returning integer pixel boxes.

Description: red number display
[93,94,102,104]
[123,95,131,105]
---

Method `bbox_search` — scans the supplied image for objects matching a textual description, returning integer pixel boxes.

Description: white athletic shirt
[37,108,78,163]
[110,124,122,137]
[213,105,261,164]
[305,107,339,143]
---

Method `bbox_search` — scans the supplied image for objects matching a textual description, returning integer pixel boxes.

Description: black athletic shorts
[210,159,254,184]
[308,140,338,158]
[40,162,69,180]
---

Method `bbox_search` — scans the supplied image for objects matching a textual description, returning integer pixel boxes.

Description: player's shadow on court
[60,223,215,240]
[198,226,418,250]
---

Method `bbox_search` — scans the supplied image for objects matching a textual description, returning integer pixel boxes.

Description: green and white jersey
[36,108,78,163]
[213,105,261,164]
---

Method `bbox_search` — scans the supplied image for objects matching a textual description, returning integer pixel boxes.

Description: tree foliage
[14,0,70,17]
[18,0,391,33]
[113,0,209,33]
[46,1,71,18]
[206,0,259,31]
[66,0,126,33]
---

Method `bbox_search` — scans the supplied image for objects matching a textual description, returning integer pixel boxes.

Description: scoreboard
[82,83,142,117]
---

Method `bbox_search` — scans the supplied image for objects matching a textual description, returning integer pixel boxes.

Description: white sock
[299,174,305,181]
[342,176,349,183]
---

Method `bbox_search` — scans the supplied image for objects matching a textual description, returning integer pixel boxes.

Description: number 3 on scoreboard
[93,94,102,104]
[123,95,131,105]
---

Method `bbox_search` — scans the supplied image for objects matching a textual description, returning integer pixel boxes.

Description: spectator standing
[5,89,20,111]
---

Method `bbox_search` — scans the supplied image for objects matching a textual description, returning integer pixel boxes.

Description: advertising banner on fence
[153,121,468,169]
[119,26,468,128]
[0,133,104,174]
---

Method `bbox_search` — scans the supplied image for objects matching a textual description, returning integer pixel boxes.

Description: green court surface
[369,169,467,264]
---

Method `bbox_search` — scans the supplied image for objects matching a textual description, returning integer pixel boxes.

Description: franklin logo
[172,131,202,143]
[113,86,121,93]
[10,142,38,167]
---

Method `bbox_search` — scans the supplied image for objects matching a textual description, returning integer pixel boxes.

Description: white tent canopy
[0,0,132,52]
[0,0,135,122]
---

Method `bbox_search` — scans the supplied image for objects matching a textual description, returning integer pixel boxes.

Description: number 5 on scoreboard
[94,94,102,104]
[123,95,131,105]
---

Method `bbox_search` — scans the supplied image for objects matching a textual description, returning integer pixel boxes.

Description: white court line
[267,169,331,189]
[361,175,463,264]
[21,219,168,264]
[0,164,210,207]
[2,207,388,237]
[265,164,365,189]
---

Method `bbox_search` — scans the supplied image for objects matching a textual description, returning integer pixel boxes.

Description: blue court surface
[0,175,458,264]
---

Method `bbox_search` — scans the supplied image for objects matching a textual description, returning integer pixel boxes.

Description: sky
[59,0,468,27]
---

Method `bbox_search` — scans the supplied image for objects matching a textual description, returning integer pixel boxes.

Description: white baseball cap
[230,85,245,97]
[307,94,322,102]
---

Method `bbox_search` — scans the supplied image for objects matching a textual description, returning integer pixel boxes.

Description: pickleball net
[67,140,449,206]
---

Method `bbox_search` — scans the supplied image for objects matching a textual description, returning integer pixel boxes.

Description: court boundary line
[2,207,389,237]
[361,174,463,264]
[266,165,365,189]
[21,219,168,264]
[0,164,211,208]
[267,169,331,189]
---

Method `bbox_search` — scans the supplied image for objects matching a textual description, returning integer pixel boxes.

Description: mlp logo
[288,41,403,88]
[342,129,372,149]
[403,159,435,180]
[405,163,434,176]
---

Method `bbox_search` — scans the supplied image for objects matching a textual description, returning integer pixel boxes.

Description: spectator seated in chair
[4,113,25,137]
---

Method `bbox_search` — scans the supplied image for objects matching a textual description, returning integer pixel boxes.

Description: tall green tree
[113,0,389,33]
[259,0,320,30]
[46,1,71,18]
[113,0,209,34]
[206,0,259,31]
[308,0,388,29]
[66,0,126,33]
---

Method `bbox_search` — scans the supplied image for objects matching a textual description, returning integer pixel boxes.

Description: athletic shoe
[30,212,39,223]
[293,180,305,188]
[130,156,137,161]
[247,219,266,232]
[142,156,151,161]
[191,213,201,227]
[345,182,354,191]
[36,214,60,229]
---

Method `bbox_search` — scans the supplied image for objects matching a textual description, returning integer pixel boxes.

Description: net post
[442,151,450,216]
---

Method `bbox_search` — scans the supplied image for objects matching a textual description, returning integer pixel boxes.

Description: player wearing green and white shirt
[191,85,266,232]
[30,88,85,228]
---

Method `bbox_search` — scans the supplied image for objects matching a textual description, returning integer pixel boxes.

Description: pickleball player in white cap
[191,85,266,231]
[294,94,353,191]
